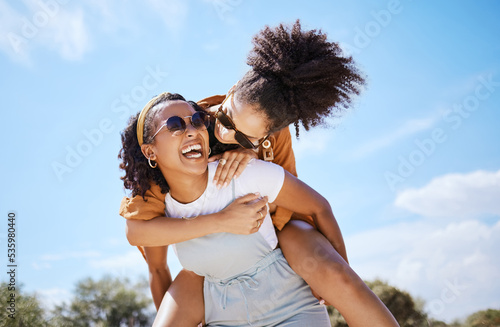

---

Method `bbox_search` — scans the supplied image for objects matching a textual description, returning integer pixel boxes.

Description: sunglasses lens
[235,132,255,149]
[217,108,256,148]
[216,111,234,130]
[166,116,186,135]
[192,112,209,129]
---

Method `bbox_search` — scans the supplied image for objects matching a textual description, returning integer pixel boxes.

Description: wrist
[203,212,225,234]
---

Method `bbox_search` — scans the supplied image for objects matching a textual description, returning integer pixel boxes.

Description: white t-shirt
[165,159,285,279]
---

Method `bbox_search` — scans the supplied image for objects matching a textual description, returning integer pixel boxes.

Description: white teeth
[181,144,202,154]
[185,153,202,159]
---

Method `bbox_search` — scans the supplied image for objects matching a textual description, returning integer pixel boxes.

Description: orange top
[119,95,301,230]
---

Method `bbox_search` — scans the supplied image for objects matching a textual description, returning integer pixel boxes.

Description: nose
[185,119,206,137]
[185,121,199,137]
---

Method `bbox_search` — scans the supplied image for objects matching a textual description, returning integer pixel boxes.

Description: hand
[209,148,258,189]
[218,193,268,235]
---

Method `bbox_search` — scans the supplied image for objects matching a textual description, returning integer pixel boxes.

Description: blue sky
[1,0,499,323]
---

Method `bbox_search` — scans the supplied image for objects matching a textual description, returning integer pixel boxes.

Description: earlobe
[148,157,158,169]
[141,144,158,169]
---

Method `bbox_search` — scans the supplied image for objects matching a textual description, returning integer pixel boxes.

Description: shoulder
[236,159,285,202]
[271,127,292,143]
[207,161,219,179]
[239,159,284,179]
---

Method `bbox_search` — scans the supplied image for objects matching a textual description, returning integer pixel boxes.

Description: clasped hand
[218,193,268,235]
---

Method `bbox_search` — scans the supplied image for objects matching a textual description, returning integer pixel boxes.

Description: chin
[186,164,209,177]
[182,157,208,174]
[214,130,225,144]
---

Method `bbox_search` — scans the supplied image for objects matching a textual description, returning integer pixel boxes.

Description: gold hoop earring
[148,157,157,169]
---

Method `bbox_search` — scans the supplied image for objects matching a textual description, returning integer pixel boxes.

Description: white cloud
[0,0,193,63]
[89,250,150,277]
[346,219,500,322]
[144,0,188,33]
[33,250,101,270]
[347,116,438,160]
[46,7,90,61]
[89,247,183,277]
[39,250,101,262]
[395,169,500,219]
[202,0,243,23]
[0,0,29,62]
[0,0,91,61]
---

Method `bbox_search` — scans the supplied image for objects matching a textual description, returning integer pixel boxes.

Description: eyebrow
[228,95,262,140]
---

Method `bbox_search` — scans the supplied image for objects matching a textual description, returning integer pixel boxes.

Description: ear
[141,144,156,161]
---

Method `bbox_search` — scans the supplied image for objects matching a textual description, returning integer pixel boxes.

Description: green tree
[0,282,50,327]
[464,308,500,327]
[426,319,463,326]
[427,320,449,327]
[50,276,154,327]
[367,279,428,327]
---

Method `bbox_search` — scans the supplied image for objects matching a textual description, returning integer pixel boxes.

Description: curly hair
[119,92,240,199]
[119,93,190,198]
[235,20,366,137]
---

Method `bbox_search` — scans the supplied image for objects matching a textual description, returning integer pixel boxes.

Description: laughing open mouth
[181,143,203,159]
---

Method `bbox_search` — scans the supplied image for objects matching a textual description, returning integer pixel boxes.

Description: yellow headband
[137,95,162,146]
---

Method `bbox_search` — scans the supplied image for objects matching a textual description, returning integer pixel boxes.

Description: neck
[165,169,209,204]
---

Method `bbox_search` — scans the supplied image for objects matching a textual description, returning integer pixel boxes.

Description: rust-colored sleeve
[119,184,167,220]
[271,128,316,229]
[261,128,301,230]
[197,95,226,109]
[270,128,297,177]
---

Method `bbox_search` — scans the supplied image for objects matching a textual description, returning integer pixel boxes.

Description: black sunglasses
[216,94,268,149]
[152,111,210,140]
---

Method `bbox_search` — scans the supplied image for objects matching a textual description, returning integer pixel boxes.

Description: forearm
[312,205,348,263]
[143,246,172,310]
[126,213,224,247]
[274,172,348,262]
[149,263,172,310]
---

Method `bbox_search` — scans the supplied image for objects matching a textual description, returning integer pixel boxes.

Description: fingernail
[255,192,261,196]
[223,182,228,188]
[319,300,325,305]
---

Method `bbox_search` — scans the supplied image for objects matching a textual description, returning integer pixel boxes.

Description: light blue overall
[173,180,330,326]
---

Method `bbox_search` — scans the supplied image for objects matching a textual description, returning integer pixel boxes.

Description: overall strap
[231,179,236,199]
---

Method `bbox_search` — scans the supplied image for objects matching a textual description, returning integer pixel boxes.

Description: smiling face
[213,92,270,147]
[141,100,210,180]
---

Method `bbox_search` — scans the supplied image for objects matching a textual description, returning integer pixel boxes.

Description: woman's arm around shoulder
[119,183,166,221]
[126,193,269,247]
